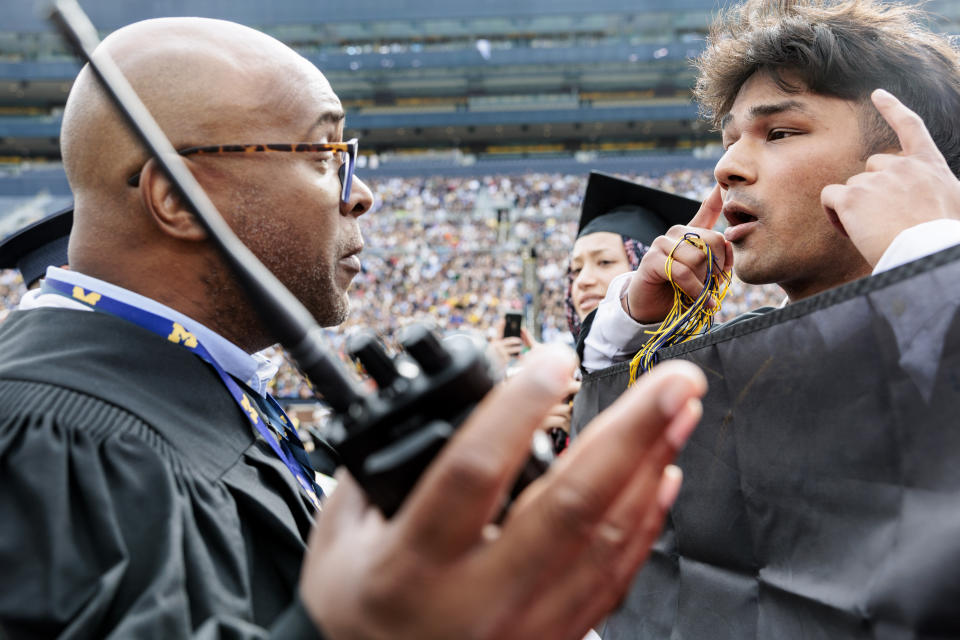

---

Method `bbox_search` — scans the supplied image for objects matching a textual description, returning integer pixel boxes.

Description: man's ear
[138,158,208,241]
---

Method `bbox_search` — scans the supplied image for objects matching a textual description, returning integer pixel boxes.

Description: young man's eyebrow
[721,99,812,131]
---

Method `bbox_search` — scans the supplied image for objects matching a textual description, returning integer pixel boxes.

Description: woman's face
[569,231,632,320]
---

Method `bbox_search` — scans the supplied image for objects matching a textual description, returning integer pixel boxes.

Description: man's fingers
[688,183,724,229]
[820,183,845,221]
[304,470,372,553]
[630,225,731,323]
[724,237,734,277]
[872,88,938,158]
[540,414,572,431]
[513,463,685,640]
[540,401,573,431]
[319,469,370,524]
[665,241,727,301]
[489,361,705,593]
[669,262,711,302]
[396,344,579,560]
[864,151,904,173]
[821,154,903,225]
[821,177,877,229]
[668,225,731,279]
[664,227,730,272]
[544,401,573,419]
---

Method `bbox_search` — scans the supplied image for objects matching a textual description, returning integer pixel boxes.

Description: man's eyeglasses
[126,139,359,205]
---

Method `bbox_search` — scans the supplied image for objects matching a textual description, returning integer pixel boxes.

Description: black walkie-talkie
[311,325,555,517]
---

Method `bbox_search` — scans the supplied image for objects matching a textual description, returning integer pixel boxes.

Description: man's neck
[71,259,272,353]
[34,266,276,393]
[779,264,872,303]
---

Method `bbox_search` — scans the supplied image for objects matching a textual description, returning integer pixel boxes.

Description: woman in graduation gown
[565,171,700,346]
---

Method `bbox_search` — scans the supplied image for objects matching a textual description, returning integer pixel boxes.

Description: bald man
[0,18,707,640]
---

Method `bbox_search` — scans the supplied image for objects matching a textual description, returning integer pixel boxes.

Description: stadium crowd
[0,168,784,400]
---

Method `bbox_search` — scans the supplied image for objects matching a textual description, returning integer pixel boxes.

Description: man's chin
[732,262,787,288]
[729,247,763,284]
[728,254,765,286]
[328,299,351,328]
[308,294,350,328]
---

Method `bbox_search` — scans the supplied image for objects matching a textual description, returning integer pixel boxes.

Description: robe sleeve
[0,385,323,640]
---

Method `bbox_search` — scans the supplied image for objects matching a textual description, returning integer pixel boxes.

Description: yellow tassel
[628,233,731,384]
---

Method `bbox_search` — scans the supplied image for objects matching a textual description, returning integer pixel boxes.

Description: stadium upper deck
[0,0,839,160]
[0,0,955,185]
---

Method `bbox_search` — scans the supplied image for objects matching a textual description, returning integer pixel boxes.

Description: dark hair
[695,0,960,175]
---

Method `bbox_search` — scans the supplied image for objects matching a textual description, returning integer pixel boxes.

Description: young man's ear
[138,158,208,241]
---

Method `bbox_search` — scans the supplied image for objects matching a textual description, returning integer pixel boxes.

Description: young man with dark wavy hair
[581,0,960,371]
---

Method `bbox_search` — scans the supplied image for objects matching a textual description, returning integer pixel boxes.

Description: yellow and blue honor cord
[629,232,731,384]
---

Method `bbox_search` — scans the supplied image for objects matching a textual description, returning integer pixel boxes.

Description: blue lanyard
[41,277,322,510]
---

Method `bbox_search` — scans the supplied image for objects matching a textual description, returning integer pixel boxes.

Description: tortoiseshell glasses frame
[126,138,359,204]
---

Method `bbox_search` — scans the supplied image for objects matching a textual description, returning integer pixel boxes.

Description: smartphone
[503,312,523,338]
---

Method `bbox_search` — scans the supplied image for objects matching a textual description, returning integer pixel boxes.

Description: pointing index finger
[688,183,724,229]
[872,88,938,158]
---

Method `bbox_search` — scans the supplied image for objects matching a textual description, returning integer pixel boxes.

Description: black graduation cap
[0,205,73,287]
[577,171,702,245]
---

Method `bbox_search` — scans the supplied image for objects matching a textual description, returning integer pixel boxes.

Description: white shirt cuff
[873,219,960,275]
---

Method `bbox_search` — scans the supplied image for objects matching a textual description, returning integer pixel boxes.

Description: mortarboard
[577,171,702,245]
[0,206,73,287]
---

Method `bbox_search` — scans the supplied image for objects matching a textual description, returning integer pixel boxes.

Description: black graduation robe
[571,244,960,638]
[0,308,322,639]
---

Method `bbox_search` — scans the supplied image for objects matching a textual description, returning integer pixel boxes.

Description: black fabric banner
[571,244,960,639]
